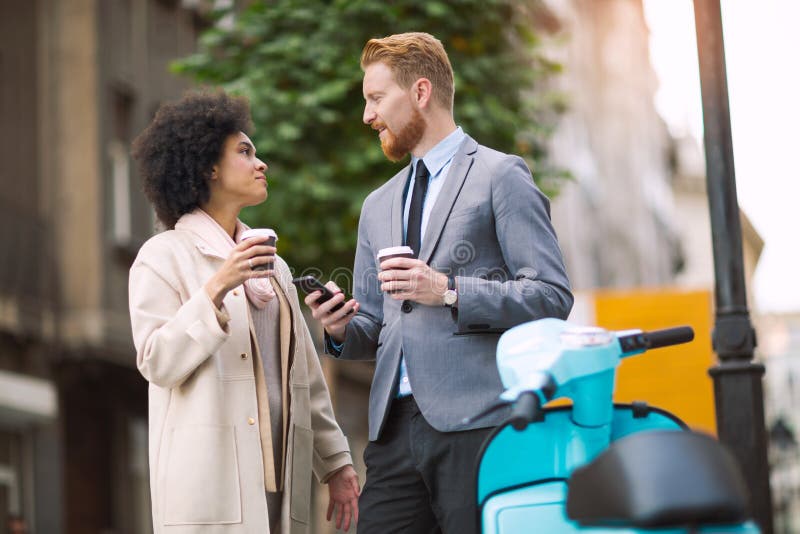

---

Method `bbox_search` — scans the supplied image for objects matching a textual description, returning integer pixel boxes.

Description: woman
[128,91,359,533]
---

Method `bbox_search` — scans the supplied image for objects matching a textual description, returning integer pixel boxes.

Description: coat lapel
[419,136,478,264]
[269,275,293,489]
[247,313,278,492]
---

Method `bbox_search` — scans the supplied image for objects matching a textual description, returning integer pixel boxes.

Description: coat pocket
[291,383,311,429]
[448,203,482,220]
[289,425,314,524]
[163,425,242,525]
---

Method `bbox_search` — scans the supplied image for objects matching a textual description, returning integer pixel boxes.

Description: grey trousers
[357,396,493,534]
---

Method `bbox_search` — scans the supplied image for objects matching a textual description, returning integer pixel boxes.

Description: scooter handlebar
[646,326,695,349]
[618,326,694,354]
[509,391,542,431]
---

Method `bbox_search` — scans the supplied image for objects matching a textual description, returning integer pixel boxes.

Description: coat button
[401,301,412,313]
[240,353,248,360]
[247,417,255,425]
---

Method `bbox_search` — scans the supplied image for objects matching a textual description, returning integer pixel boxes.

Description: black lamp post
[692,0,774,531]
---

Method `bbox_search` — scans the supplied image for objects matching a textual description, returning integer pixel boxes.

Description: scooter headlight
[560,326,613,348]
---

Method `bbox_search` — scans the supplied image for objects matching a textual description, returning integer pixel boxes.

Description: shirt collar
[411,126,466,178]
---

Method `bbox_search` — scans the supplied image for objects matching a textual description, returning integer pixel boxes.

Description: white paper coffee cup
[377,246,414,293]
[377,246,415,264]
[241,228,278,270]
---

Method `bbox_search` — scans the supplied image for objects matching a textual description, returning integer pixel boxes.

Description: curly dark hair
[131,91,253,229]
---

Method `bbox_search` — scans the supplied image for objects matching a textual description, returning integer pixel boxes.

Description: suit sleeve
[129,259,231,389]
[454,156,573,332]
[325,197,382,361]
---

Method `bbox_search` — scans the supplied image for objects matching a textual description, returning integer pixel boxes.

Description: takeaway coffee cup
[377,246,415,293]
[377,246,415,266]
[240,228,278,270]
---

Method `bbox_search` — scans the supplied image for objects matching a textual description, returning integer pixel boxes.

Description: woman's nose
[256,158,267,171]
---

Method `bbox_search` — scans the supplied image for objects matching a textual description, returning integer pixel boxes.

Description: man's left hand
[326,465,360,531]
[378,257,448,306]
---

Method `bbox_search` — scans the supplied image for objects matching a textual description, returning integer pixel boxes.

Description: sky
[642,0,800,314]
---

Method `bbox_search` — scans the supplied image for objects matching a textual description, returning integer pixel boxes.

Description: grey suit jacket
[329,135,573,440]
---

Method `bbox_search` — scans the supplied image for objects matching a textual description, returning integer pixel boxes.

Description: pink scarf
[177,209,275,308]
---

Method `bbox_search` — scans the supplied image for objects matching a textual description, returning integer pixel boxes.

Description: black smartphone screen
[292,276,348,313]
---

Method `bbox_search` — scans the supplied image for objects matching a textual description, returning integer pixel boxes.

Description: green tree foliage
[173,0,566,278]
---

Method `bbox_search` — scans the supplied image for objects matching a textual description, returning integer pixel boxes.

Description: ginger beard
[378,106,426,162]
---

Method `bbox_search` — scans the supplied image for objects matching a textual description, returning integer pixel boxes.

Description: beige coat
[129,227,352,534]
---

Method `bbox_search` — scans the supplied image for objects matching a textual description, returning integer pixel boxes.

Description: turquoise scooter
[471,318,760,533]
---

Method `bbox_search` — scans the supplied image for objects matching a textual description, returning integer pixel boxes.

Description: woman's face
[209,132,268,209]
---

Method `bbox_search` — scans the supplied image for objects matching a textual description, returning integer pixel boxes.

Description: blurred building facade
[759,312,800,533]
[0,0,204,532]
[540,0,764,309]
[543,0,685,290]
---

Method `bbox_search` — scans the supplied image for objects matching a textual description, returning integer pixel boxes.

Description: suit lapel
[419,136,478,264]
[391,164,412,247]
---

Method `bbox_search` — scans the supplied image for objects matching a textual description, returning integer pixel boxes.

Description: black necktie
[405,160,429,257]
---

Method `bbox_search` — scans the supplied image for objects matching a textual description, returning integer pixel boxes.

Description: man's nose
[256,158,267,171]
[363,105,375,125]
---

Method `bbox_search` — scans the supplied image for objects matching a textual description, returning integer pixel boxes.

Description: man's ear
[412,78,433,109]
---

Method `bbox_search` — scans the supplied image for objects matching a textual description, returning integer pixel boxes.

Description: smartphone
[292,275,351,314]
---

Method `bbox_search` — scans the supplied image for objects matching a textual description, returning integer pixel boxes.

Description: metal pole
[692,0,773,531]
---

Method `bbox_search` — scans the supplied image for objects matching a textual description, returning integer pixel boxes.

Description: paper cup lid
[241,228,277,240]
[377,246,414,258]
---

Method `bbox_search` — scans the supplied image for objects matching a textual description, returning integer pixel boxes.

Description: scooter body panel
[482,482,579,534]
[478,405,685,504]
[483,486,760,534]
[482,482,760,533]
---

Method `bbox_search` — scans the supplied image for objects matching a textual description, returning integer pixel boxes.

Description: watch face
[443,289,458,306]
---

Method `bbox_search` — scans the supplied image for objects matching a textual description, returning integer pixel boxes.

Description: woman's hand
[204,239,276,308]
[326,464,360,531]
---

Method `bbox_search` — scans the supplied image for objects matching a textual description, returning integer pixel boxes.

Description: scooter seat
[566,430,750,528]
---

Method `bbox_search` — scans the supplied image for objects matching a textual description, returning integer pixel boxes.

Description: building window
[0,430,28,532]
[108,87,135,247]
[108,140,132,246]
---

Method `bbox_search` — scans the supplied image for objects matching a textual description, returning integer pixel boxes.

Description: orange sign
[590,288,717,435]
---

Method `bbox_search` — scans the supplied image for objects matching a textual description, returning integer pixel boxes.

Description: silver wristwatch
[443,275,458,307]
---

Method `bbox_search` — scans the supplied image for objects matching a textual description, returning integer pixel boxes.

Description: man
[307,32,573,533]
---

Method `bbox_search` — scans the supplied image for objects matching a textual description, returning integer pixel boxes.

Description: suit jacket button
[401,301,413,313]
[247,417,256,425]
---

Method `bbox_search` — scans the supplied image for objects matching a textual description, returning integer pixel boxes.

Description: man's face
[362,62,426,161]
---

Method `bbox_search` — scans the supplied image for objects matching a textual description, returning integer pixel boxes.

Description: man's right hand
[305,281,359,343]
